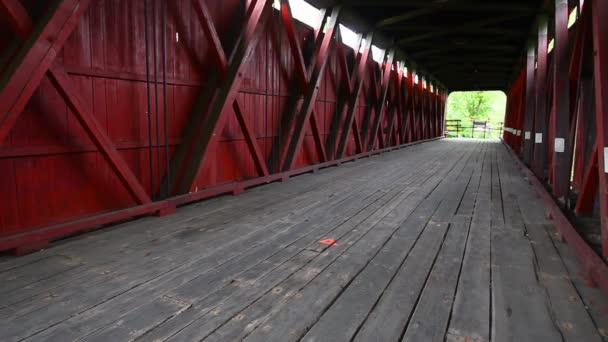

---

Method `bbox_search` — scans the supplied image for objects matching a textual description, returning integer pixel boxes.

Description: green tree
[446,91,506,138]
[448,91,493,121]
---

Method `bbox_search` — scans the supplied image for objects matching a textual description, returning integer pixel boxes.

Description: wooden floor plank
[207,145,478,342]
[13,155,437,341]
[548,233,608,341]
[19,142,461,342]
[495,144,603,342]
[447,142,492,342]
[490,142,560,342]
[352,144,483,342]
[299,146,480,342]
[401,215,471,342]
[162,146,471,342]
[0,140,606,342]
[527,223,602,342]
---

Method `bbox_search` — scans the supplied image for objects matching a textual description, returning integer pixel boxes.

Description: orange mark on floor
[319,238,338,246]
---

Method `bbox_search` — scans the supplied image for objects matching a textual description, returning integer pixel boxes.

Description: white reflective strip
[525,131,531,140]
[535,133,543,143]
[516,130,521,136]
[554,138,565,153]
[605,147,608,173]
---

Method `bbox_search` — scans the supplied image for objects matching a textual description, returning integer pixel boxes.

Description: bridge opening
[445,91,506,139]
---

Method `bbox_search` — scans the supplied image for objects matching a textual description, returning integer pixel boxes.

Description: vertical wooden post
[552,0,572,199]
[590,0,608,257]
[522,41,536,164]
[532,16,549,178]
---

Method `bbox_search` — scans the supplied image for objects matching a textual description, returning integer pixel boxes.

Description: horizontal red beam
[0,139,181,158]
[0,202,168,251]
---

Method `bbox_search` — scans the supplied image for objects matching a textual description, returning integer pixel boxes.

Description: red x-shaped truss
[333,32,374,160]
[0,0,151,205]
[164,0,272,196]
[276,2,340,172]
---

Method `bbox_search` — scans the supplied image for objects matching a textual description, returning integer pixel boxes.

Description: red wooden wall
[503,0,608,291]
[0,0,446,253]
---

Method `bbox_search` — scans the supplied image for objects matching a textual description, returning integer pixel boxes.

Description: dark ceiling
[312,0,545,91]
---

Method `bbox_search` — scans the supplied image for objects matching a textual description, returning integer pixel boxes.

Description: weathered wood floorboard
[0,139,606,342]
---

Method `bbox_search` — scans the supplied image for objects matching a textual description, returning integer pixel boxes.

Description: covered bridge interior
[0,0,607,341]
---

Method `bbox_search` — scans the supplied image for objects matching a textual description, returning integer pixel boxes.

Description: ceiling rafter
[346,0,536,11]
[385,26,524,37]
[321,0,543,90]
[397,13,529,44]
[376,7,438,27]
[412,44,519,58]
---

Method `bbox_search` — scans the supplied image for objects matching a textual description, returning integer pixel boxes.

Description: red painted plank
[233,99,270,176]
[309,110,328,162]
[48,65,152,204]
[532,17,549,178]
[174,0,272,194]
[575,144,599,215]
[0,0,32,38]
[280,7,340,171]
[0,0,93,143]
[334,32,373,159]
[590,0,608,256]
[279,0,308,87]
[367,50,395,151]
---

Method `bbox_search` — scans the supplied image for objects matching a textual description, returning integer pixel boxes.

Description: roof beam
[397,13,529,44]
[433,65,515,73]
[424,56,515,64]
[376,7,437,27]
[412,44,518,57]
[385,26,523,37]
[348,0,536,12]
[401,35,519,48]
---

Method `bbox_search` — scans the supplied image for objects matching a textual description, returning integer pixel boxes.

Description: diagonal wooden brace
[0,0,93,143]
[0,0,150,204]
[173,0,272,194]
[279,7,340,171]
[334,32,374,159]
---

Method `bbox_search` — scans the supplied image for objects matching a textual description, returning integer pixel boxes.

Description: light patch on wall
[554,138,565,152]
[371,45,384,64]
[272,0,323,29]
[359,38,368,53]
[605,147,608,173]
[568,7,578,28]
[339,24,361,51]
